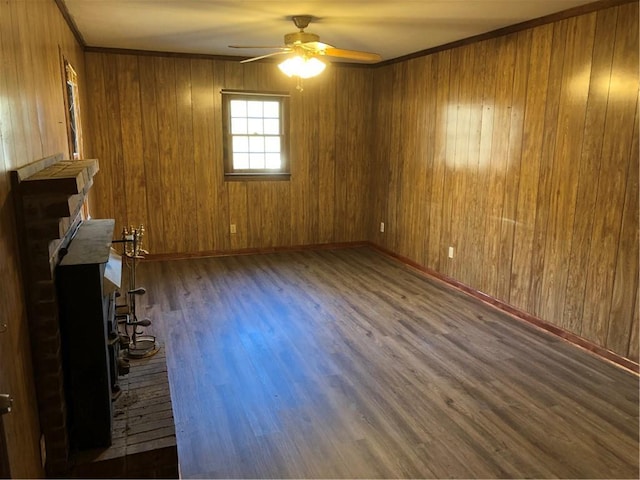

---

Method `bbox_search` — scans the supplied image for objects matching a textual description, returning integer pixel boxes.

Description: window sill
[224,172,291,182]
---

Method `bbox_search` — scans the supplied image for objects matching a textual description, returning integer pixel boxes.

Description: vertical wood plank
[6,3,38,164]
[191,59,217,251]
[481,34,516,297]
[265,181,292,247]
[228,182,249,249]
[387,62,406,254]
[212,60,231,251]
[318,67,337,244]
[426,50,450,271]
[102,54,127,226]
[562,7,618,332]
[417,55,439,267]
[510,24,553,310]
[496,30,530,301]
[606,98,638,355]
[116,55,148,230]
[352,68,373,242]
[333,68,350,242]
[154,56,182,253]
[581,3,638,344]
[539,14,596,325]
[137,56,166,253]
[529,19,567,316]
[448,45,473,281]
[84,53,113,221]
[175,58,198,253]
[304,83,321,244]
[290,71,311,245]
[461,41,487,285]
[469,38,497,288]
[339,67,372,243]
[404,57,430,265]
[246,182,263,248]
[369,66,393,248]
[438,47,460,278]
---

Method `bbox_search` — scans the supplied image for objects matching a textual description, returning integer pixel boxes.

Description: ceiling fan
[229,15,382,65]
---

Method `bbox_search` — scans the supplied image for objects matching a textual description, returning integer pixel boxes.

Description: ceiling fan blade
[299,41,334,52]
[323,48,381,62]
[240,50,291,63]
[229,45,289,49]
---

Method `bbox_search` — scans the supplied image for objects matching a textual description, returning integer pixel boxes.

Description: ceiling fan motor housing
[292,15,313,29]
[284,31,320,45]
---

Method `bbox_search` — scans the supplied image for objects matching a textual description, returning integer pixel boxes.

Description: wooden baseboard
[143,241,369,262]
[368,243,640,375]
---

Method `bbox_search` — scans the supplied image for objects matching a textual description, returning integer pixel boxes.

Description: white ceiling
[62,0,596,62]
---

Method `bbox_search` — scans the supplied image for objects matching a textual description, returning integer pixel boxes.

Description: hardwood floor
[136,247,639,479]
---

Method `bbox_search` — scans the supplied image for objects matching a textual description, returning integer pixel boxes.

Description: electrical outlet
[448,246,454,259]
[230,224,237,234]
[380,222,385,233]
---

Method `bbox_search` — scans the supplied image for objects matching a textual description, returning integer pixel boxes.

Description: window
[63,57,90,219]
[64,60,83,160]
[222,90,290,180]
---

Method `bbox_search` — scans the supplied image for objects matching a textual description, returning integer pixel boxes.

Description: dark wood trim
[368,243,640,375]
[377,0,637,67]
[84,45,247,62]
[54,0,86,47]
[142,241,368,262]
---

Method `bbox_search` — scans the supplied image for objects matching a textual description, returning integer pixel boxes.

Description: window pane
[265,153,281,169]
[264,119,279,135]
[223,92,288,177]
[232,135,249,152]
[233,153,249,169]
[265,136,280,152]
[249,136,264,153]
[247,101,263,117]
[247,118,263,135]
[231,118,247,134]
[263,101,279,118]
[230,100,247,117]
[249,153,265,169]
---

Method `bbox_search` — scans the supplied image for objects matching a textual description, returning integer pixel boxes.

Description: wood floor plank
[138,247,639,479]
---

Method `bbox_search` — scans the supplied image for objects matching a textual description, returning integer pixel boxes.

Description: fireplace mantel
[10,154,99,475]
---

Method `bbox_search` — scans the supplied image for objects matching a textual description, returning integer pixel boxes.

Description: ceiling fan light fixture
[278,55,326,79]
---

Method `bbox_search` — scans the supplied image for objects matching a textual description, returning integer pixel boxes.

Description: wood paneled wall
[85,53,373,254]
[370,1,639,361]
[0,0,87,477]
[0,2,635,476]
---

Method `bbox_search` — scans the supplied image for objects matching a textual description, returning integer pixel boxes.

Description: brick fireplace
[10,155,99,476]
